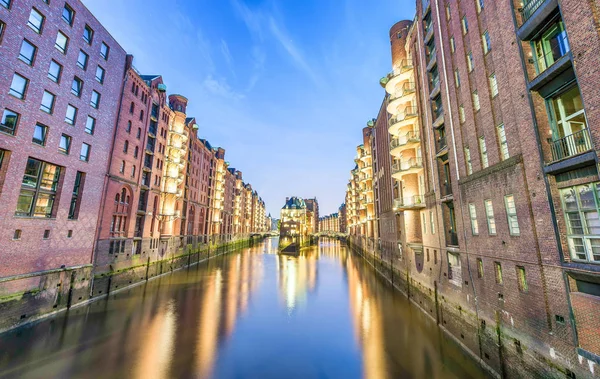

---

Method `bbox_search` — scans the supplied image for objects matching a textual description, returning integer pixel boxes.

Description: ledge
[543,151,597,175]
[459,154,523,186]
[517,0,559,41]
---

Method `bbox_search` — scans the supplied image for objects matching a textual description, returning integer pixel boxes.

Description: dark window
[134,146,139,158]
[27,8,44,34]
[19,40,36,65]
[83,24,93,44]
[13,229,21,240]
[16,158,61,218]
[126,121,131,133]
[59,134,71,154]
[71,77,82,97]
[136,128,141,139]
[48,60,62,83]
[90,90,100,108]
[1,0,10,9]
[65,104,77,125]
[9,73,28,99]
[67,230,73,238]
[100,42,109,60]
[1,109,19,135]
[40,91,55,114]
[43,229,50,239]
[32,123,48,145]
[80,143,90,161]
[95,66,105,83]
[85,116,95,134]
[55,31,68,54]
[0,21,5,44]
[129,102,134,114]
[123,140,129,153]
[139,110,144,121]
[68,171,84,219]
[62,4,74,25]
[77,50,88,70]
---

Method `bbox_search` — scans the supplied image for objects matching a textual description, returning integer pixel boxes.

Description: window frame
[62,3,75,26]
[77,50,89,70]
[59,133,71,154]
[469,203,479,235]
[497,123,509,160]
[27,8,45,34]
[1,108,19,135]
[83,24,94,44]
[9,73,29,100]
[48,60,62,83]
[65,104,77,125]
[55,31,69,54]
[71,77,83,97]
[479,136,488,168]
[504,194,520,236]
[80,143,91,162]
[18,39,37,66]
[32,123,48,146]
[40,90,55,114]
[484,199,497,235]
[85,115,96,135]
[16,158,61,218]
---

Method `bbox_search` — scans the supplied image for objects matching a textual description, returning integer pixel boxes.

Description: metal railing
[385,59,414,80]
[447,230,459,246]
[521,0,548,23]
[393,195,425,209]
[548,128,592,162]
[532,32,570,75]
[392,157,423,174]
[390,82,416,102]
[436,136,447,152]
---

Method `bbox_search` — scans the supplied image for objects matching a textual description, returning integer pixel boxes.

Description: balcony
[392,157,423,178]
[547,129,593,163]
[424,23,434,43]
[393,195,426,211]
[436,136,448,154]
[426,48,437,71]
[381,59,414,95]
[390,131,421,156]
[388,82,416,113]
[517,0,559,41]
[446,230,459,247]
[388,106,418,134]
[440,182,453,198]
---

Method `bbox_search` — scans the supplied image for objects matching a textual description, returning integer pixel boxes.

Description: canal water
[0,238,489,379]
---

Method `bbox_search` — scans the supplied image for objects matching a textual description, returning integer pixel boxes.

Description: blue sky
[84,0,415,216]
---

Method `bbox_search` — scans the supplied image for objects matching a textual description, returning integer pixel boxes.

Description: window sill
[14,215,57,220]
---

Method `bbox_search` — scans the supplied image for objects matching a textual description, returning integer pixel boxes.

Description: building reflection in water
[276,248,318,313]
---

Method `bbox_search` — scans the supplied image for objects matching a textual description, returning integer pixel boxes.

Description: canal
[0,238,489,379]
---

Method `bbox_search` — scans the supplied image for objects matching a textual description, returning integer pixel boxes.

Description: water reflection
[0,238,487,379]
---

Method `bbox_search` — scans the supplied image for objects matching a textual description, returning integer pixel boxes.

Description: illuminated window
[16,158,61,218]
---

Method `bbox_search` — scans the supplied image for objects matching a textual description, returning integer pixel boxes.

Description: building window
[472,91,480,111]
[447,252,462,286]
[450,36,455,53]
[9,73,28,99]
[48,60,62,83]
[13,229,21,240]
[422,213,427,235]
[129,102,134,114]
[532,21,569,74]
[100,42,109,60]
[479,137,488,168]
[459,105,465,123]
[95,66,105,84]
[77,50,88,70]
[55,31,69,54]
[85,116,95,134]
[517,266,528,292]
[65,104,77,125]
[484,199,497,235]
[16,158,61,218]
[504,195,520,236]
[477,258,484,278]
[497,123,509,160]
[469,203,479,235]
[430,211,435,234]
[83,24,94,44]
[40,91,55,114]
[482,31,491,54]
[1,0,10,9]
[548,85,589,160]
[476,0,484,13]
[62,3,75,25]
[495,262,503,284]
[0,20,5,43]
[136,127,141,139]
[454,69,460,87]
[139,109,144,121]
[32,123,48,145]
[1,109,19,135]
[467,51,474,72]
[560,183,600,263]
[461,16,468,34]
[489,73,498,97]
[68,171,84,219]
[71,77,82,97]
[80,143,91,162]
[126,121,131,133]
[134,146,139,158]
[59,134,71,154]
[464,147,473,175]
[119,160,125,173]
[131,165,136,177]
[123,140,129,153]
[446,4,451,20]
[90,90,100,109]
[27,8,44,34]
[19,40,36,66]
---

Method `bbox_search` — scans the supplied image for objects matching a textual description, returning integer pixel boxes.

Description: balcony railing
[392,157,423,174]
[384,59,414,80]
[447,230,459,246]
[548,128,593,163]
[390,82,416,102]
[521,0,547,23]
[436,136,447,152]
[533,32,570,76]
[390,131,421,150]
[393,195,426,210]
[441,181,453,197]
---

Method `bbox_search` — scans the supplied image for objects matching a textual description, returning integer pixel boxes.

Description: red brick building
[0,0,126,325]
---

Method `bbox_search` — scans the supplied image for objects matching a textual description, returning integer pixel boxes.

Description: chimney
[286,197,289,202]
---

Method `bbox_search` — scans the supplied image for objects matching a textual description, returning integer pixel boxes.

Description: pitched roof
[282,196,306,210]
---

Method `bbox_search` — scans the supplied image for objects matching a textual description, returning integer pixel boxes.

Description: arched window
[126,121,132,133]
[129,102,134,114]
[134,146,139,158]
[139,110,144,121]
[123,140,129,153]
[131,82,135,93]
[111,187,130,237]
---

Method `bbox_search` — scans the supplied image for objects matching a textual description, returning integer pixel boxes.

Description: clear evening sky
[83,0,415,216]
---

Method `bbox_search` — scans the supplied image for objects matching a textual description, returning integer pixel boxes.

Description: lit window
[119,160,125,173]
[472,91,480,111]
[27,8,44,34]
[100,42,109,60]
[479,136,488,168]
[477,258,484,278]
[95,66,105,84]
[469,203,479,235]
[65,104,77,125]
[497,123,509,160]
[9,73,28,99]
[467,52,474,72]
[482,31,492,54]
[90,90,100,109]
[459,105,466,123]
[32,123,48,145]
[68,171,85,219]
[430,211,435,234]
[484,199,496,235]
[16,158,61,218]
[450,36,455,53]
[40,91,55,114]
[123,140,129,153]
[445,4,451,20]
[422,212,427,235]
[488,73,498,98]
[48,60,62,83]
[19,40,36,66]
[495,262,503,284]
[77,50,88,70]
[80,143,91,162]
[59,134,71,154]
[559,183,600,263]
[461,16,468,35]
[85,116,96,134]
[476,0,484,13]
[517,266,528,292]
[62,3,75,26]
[55,31,69,54]
[454,69,460,87]
[71,77,82,97]
[504,195,520,236]
[464,147,473,175]
[1,109,19,135]
[83,25,94,44]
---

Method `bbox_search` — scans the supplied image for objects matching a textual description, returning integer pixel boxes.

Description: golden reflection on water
[277,249,318,314]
